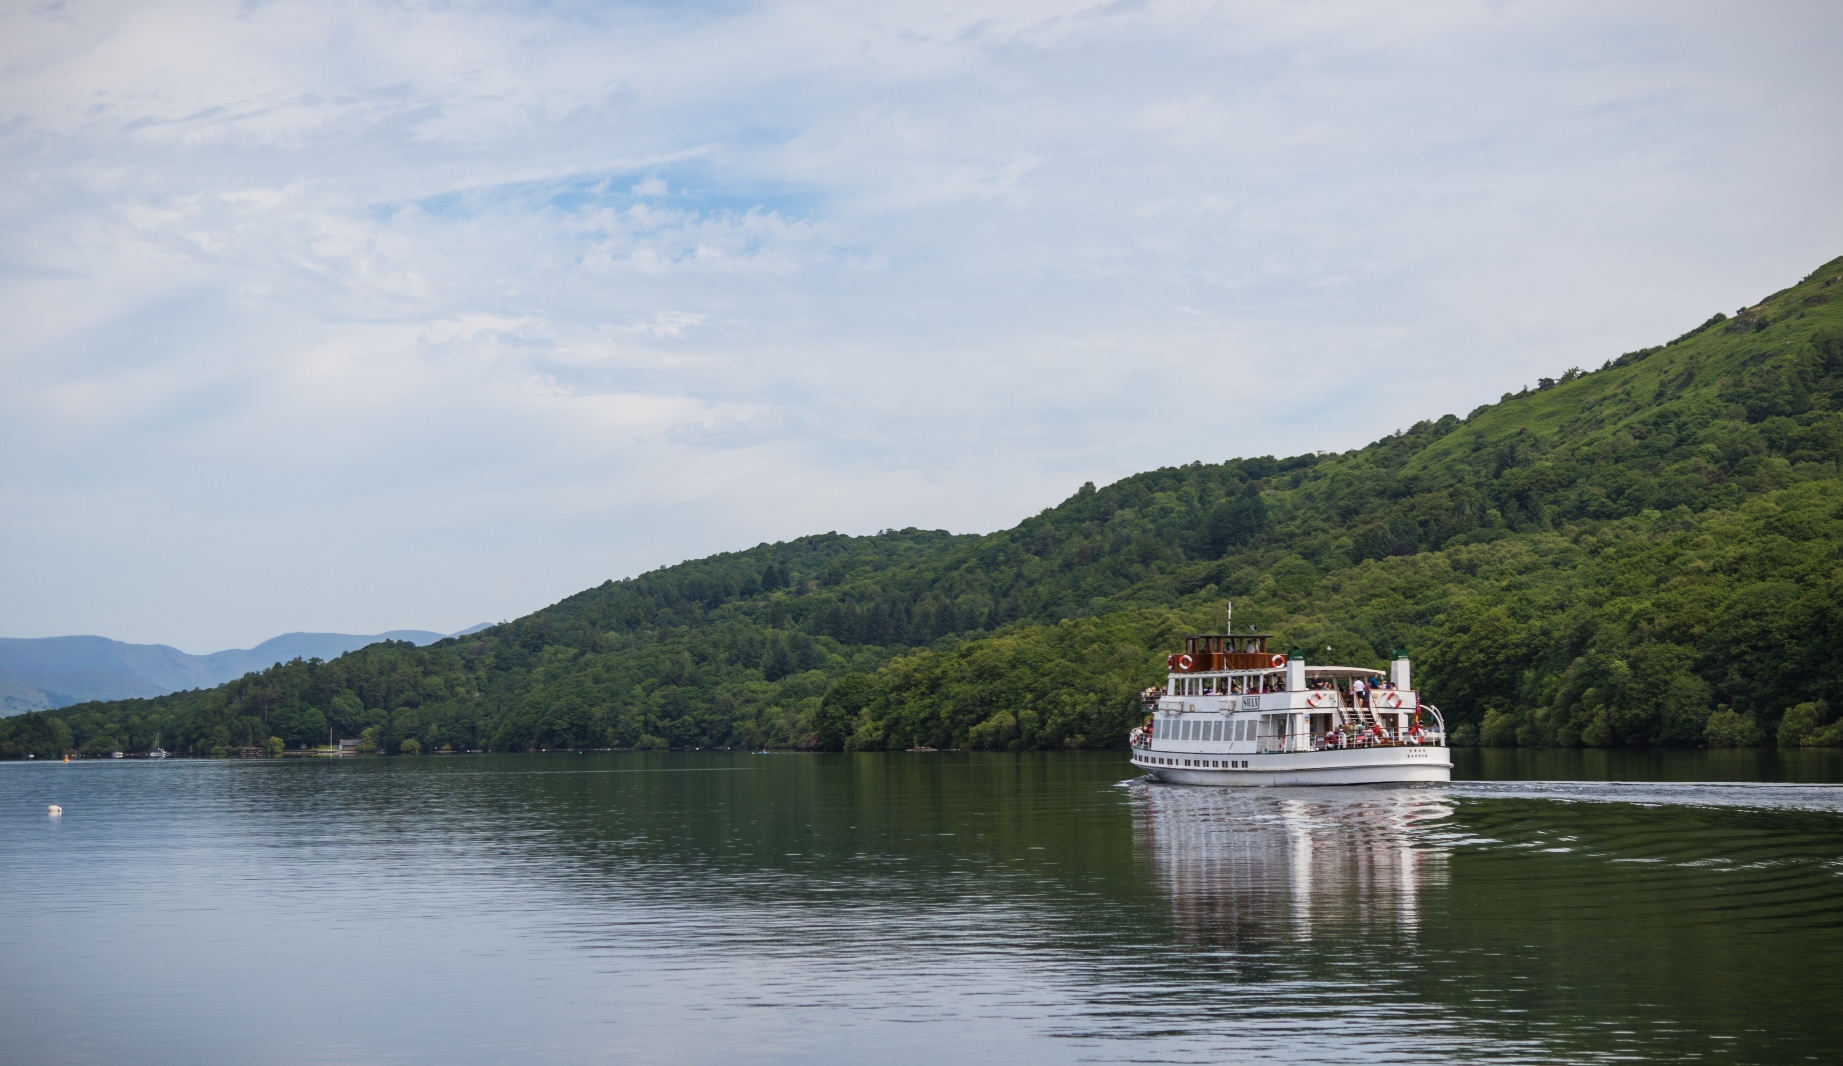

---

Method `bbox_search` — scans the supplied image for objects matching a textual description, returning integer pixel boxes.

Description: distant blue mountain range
[0,625,494,714]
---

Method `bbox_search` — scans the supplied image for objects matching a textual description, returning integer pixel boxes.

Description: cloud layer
[3,0,1840,649]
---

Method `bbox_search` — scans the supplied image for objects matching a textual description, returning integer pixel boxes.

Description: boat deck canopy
[1303,665,1386,677]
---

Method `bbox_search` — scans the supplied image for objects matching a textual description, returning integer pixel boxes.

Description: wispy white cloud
[1,0,1840,648]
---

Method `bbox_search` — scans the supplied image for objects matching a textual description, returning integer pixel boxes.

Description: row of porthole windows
[1141,756,1252,769]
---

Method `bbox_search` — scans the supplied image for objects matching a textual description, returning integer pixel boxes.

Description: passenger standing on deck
[1351,677,1367,708]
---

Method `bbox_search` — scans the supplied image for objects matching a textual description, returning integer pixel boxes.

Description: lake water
[3,749,1841,1065]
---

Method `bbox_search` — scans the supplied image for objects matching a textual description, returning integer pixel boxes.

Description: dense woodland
[8,257,1843,758]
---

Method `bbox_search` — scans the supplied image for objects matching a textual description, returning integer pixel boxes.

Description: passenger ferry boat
[1130,620,1450,786]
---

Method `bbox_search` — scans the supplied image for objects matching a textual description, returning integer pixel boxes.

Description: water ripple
[2,753,1840,1065]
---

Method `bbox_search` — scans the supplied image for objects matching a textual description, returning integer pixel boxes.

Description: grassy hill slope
[8,256,1843,757]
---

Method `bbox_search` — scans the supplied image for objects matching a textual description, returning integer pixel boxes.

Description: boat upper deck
[1172,631,1285,672]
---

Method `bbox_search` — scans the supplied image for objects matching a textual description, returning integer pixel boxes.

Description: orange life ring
[1168,653,1194,672]
[1307,690,1327,707]
[1381,691,1403,709]
[1270,654,1286,669]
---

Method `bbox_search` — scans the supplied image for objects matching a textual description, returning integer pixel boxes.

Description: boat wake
[1444,778,1843,814]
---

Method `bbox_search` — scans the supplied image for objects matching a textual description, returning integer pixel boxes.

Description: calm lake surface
[4,749,1841,1065]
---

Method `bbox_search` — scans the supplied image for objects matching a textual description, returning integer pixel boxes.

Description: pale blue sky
[3,0,1840,651]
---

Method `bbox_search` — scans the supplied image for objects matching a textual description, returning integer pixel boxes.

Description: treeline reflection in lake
[2,751,1839,1065]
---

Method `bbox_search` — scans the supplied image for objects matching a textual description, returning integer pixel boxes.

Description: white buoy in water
[48,805,62,816]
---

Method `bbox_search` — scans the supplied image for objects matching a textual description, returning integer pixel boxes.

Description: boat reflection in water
[1135,783,1453,947]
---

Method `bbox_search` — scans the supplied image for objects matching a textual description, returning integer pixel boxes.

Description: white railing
[1257,728,1446,754]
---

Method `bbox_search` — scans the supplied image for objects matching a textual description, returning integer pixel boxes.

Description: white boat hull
[1131,745,1450,786]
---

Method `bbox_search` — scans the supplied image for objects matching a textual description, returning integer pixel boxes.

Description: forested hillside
[8,257,1843,758]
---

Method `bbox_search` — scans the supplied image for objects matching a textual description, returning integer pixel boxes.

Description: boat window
[1210,720,1222,741]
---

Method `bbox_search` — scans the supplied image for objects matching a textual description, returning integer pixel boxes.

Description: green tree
[1705,709,1764,747]
[815,673,873,751]
[1207,482,1269,556]
[1777,701,1829,746]
[81,734,121,756]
